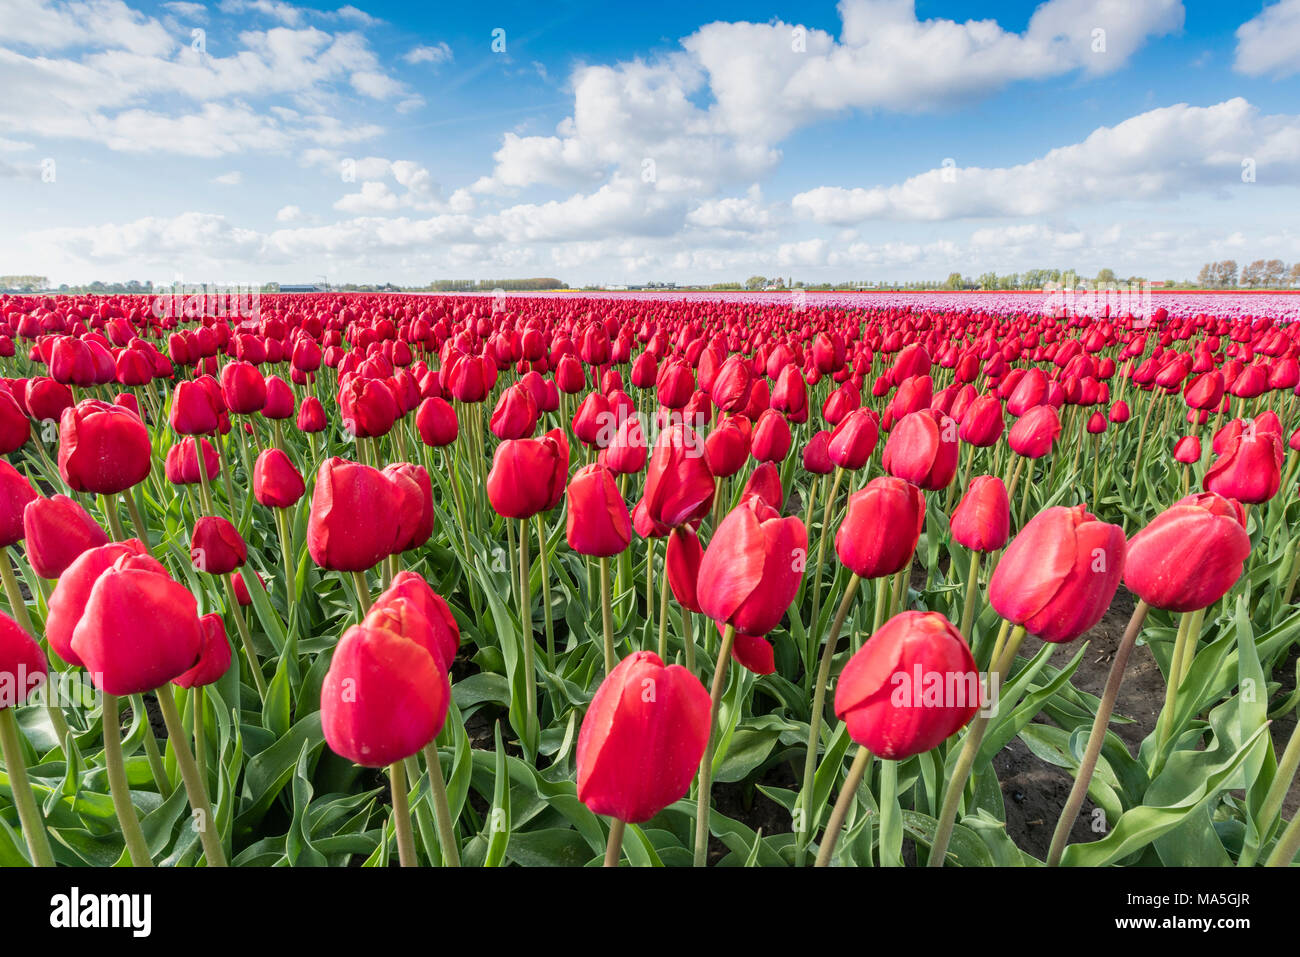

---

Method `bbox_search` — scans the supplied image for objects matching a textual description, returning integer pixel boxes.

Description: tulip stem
[193,687,207,787]
[929,624,1027,867]
[101,493,127,540]
[533,515,556,671]
[656,567,671,660]
[1046,600,1150,867]
[815,744,872,867]
[604,818,626,867]
[959,552,982,643]
[1155,611,1194,751]
[422,743,461,867]
[683,609,696,675]
[351,570,372,616]
[810,467,845,646]
[644,538,656,636]
[121,491,151,554]
[600,557,614,675]
[518,520,538,756]
[0,706,55,867]
[388,758,417,867]
[274,508,300,666]
[796,574,862,867]
[694,623,736,867]
[193,437,215,516]
[157,687,227,866]
[132,694,173,796]
[223,576,268,701]
[101,693,153,867]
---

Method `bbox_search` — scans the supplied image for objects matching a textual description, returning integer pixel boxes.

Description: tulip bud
[835,476,925,579]
[697,494,806,636]
[834,611,979,759]
[988,505,1126,643]
[1124,493,1249,612]
[565,464,632,557]
[22,494,108,578]
[576,651,710,823]
[950,476,1009,553]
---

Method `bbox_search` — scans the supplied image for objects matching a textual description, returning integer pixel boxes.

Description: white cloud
[685,186,774,231]
[275,204,303,221]
[403,42,451,65]
[0,0,175,55]
[792,99,1300,224]
[1235,0,1300,78]
[473,0,1183,195]
[162,1,207,20]
[0,137,34,151]
[217,0,305,26]
[213,170,243,185]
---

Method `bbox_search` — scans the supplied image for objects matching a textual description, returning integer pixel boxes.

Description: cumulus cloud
[213,170,243,185]
[404,42,452,65]
[791,99,1300,224]
[1235,0,1300,78]
[472,0,1183,194]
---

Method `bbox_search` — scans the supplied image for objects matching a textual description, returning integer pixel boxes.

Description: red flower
[576,651,710,823]
[697,494,806,636]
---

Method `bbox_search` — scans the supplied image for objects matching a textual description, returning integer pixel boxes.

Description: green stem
[1155,611,1194,751]
[352,570,372,617]
[101,694,153,867]
[132,693,173,796]
[796,574,862,867]
[878,756,900,866]
[534,515,555,671]
[600,557,615,675]
[959,552,982,643]
[604,818,626,867]
[656,566,671,660]
[1264,813,1300,867]
[156,687,227,866]
[814,744,872,867]
[518,519,537,755]
[0,707,55,866]
[422,743,461,867]
[223,575,267,701]
[1046,600,1150,867]
[694,623,736,867]
[389,759,417,867]
[122,491,152,554]
[929,624,1028,866]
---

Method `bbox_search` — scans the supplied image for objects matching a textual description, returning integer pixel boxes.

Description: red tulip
[1124,493,1249,612]
[949,475,1010,553]
[1204,429,1283,504]
[834,611,980,759]
[384,463,434,552]
[741,461,783,510]
[489,383,539,439]
[220,360,267,414]
[835,476,925,579]
[565,464,632,557]
[71,558,204,695]
[697,494,806,636]
[170,380,220,435]
[321,623,450,767]
[340,377,398,438]
[297,396,327,433]
[1007,404,1061,459]
[957,394,1004,447]
[416,396,458,447]
[308,458,405,571]
[988,505,1126,643]
[827,408,878,470]
[367,571,460,671]
[190,516,247,575]
[0,611,46,709]
[576,650,710,823]
[58,400,152,494]
[253,448,306,508]
[881,410,959,490]
[486,428,569,519]
[165,437,221,485]
[1173,435,1201,463]
[645,424,715,527]
[173,613,232,689]
[0,461,37,548]
[665,527,704,613]
[22,494,108,578]
[802,429,834,474]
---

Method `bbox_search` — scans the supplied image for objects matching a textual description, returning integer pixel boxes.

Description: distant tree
[1213,260,1239,287]
[1262,259,1287,287]
[1096,268,1117,285]
[744,275,767,290]
[944,272,965,290]
[1241,259,1266,287]
[1290,263,1300,288]
[1196,263,1215,287]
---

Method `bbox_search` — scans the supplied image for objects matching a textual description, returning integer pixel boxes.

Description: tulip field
[2,288,1300,870]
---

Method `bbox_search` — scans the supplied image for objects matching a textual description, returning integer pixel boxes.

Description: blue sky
[2,0,1299,285]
